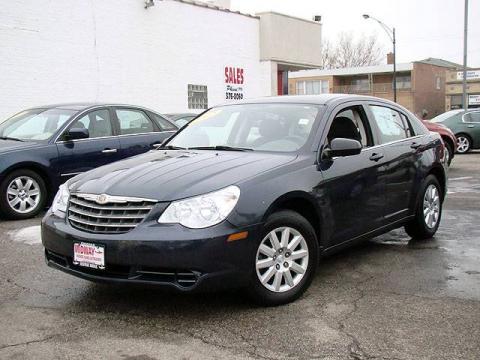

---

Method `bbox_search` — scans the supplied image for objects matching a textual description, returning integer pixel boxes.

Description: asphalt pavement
[1,153,479,359]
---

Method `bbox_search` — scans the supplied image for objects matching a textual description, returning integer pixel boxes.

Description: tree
[320,32,384,69]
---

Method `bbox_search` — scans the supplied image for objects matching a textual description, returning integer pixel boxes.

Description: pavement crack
[156,324,276,360]
[0,334,59,351]
[6,278,52,297]
[335,274,377,360]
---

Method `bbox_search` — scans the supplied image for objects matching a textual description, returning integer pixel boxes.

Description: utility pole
[462,0,469,110]
[392,27,397,103]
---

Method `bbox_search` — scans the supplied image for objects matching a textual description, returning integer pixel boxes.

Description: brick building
[289,57,462,119]
[445,68,480,110]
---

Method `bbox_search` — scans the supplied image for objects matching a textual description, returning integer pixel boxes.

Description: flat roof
[289,63,414,78]
[172,0,258,19]
[256,11,322,25]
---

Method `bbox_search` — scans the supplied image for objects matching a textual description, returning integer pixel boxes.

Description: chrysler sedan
[0,103,177,219]
[42,95,446,305]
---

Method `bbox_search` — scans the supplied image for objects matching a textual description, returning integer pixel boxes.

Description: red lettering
[225,67,245,84]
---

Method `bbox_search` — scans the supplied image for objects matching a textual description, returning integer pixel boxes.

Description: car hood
[69,150,297,201]
[0,139,43,154]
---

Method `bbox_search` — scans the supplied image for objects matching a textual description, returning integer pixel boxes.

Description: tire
[405,175,442,240]
[444,140,453,166]
[248,210,319,306]
[456,134,471,154]
[0,169,47,220]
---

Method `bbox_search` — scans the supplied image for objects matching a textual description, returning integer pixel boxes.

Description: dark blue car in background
[0,103,177,219]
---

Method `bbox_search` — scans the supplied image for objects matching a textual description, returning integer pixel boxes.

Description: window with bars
[188,84,208,109]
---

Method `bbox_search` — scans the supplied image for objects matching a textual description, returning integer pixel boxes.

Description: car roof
[222,94,398,106]
[27,103,163,113]
[164,113,197,120]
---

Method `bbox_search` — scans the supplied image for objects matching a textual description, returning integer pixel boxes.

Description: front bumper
[42,211,262,292]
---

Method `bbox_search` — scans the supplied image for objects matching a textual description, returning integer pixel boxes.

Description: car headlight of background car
[51,183,70,218]
[158,185,240,228]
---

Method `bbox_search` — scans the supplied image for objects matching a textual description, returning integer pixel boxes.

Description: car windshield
[430,110,463,123]
[0,108,75,141]
[167,103,320,152]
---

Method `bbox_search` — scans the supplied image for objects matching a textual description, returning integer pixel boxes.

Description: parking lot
[0,154,479,360]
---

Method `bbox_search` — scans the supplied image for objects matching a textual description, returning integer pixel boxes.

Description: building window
[295,80,329,95]
[188,84,208,109]
[435,77,441,90]
[450,95,463,109]
[395,75,411,89]
[351,77,370,91]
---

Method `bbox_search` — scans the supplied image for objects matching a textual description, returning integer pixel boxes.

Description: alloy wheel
[456,136,470,153]
[6,176,41,214]
[423,184,440,229]
[255,226,309,293]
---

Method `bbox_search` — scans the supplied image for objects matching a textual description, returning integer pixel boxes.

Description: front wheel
[248,210,318,306]
[405,175,442,240]
[456,134,471,154]
[444,141,453,166]
[0,169,47,220]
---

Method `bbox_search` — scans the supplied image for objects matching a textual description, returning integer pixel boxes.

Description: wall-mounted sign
[225,66,244,100]
[469,94,480,105]
[456,70,480,81]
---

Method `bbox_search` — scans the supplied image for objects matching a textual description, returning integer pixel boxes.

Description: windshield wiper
[0,136,24,142]
[188,145,253,152]
[158,145,187,150]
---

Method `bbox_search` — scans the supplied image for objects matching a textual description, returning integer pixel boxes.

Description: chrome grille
[68,193,157,234]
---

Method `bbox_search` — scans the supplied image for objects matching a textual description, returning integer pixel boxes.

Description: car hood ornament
[95,194,109,204]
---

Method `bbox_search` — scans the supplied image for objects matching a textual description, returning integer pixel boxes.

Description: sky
[230,0,480,67]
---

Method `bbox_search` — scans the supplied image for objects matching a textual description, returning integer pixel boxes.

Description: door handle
[467,125,475,128]
[410,142,421,149]
[102,148,117,154]
[369,153,384,162]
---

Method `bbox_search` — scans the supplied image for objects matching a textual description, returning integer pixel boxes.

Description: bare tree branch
[320,32,384,69]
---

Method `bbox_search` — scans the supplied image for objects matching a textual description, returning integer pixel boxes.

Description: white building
[0,0,322,119]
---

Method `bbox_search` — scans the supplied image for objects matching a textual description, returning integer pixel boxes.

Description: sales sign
[225,66,244,101]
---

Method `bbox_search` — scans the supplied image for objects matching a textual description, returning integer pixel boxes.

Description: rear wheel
[248,210,318,306]
[0,169,47,220]
[456,134,471,154]
[405,175,442,240]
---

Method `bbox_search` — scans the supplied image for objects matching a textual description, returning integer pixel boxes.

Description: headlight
[158,186,240,228]
[51,184,70,218]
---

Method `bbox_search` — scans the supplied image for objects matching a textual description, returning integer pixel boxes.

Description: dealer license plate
[73,242,105,270]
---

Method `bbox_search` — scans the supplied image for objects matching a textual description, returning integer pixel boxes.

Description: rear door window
[369,105,411,144]
[116,109,155,135]
[464,112,480,123]
[148,112,178,131]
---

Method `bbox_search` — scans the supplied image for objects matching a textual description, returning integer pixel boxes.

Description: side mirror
[323,138,362,158]
[65,128,89,140]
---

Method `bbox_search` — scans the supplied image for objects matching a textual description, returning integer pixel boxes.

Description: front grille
[68,193,157,234]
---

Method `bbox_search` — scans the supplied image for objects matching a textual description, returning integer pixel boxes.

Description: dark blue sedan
[0,103,177,219]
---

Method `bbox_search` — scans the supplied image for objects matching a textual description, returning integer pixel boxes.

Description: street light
[363,14,397,102]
